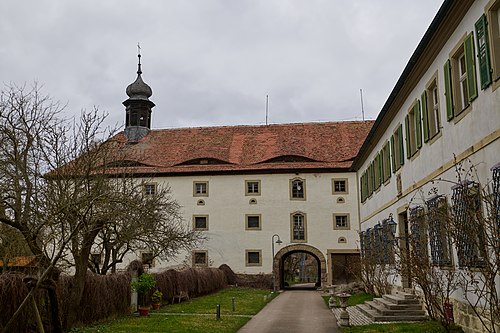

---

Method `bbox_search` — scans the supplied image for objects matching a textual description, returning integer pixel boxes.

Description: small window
[337,197,345,204]
[333,214,350,230]
[422,75,441,142]
[291,212,307,242]
[332,179,348,194]
[338,237,347,244]
[382,141,391,182]
[405,100,422,158]
[142,252,154,268]
[197,199,205,206]
[193,181,208,197]
[290,178,306,200]
[144,183,156,195]
[246,215,261,230]
[249,198,257,205]
[391,124,405,172]
[193,251,208,267]
[245,180,261,196]
[193,215,208,231]
[245,250,262,266]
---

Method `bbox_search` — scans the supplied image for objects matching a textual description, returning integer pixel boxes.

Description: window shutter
[360,174,364,202]
[475,15,492,89]
[377,153,382,188]
[443,60,454,121]
[415,101,422,149]
[405,115,411,158]
[421,91,429,142]
[390,135,396,172]
[398,124,405,166]
[464,32,478,102]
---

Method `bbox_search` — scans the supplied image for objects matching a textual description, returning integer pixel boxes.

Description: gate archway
[273,244,327,290]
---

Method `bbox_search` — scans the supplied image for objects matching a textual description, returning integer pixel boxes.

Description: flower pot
[152,303,161,310]
[138,307,150,316]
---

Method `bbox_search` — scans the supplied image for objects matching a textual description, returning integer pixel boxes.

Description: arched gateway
[273,244,327,290]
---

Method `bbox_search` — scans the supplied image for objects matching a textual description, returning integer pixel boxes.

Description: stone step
[357,304,427,322]
[365,300,426,316]
[382,294,420,305]
[394,291,417,300]
[373,297,423,310]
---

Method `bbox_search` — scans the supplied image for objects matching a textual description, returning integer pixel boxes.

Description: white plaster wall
[123,171,360,275]
[356,0,500,303]
[359,0,500,227]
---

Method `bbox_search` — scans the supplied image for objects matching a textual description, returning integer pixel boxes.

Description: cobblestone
[332,306,373,326]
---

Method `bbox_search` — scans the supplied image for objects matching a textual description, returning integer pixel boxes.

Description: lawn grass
[159,287,276,315]
[71,287,277,333]
[322,292,374,307]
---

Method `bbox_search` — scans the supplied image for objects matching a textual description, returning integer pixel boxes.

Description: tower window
[291,212,307,242]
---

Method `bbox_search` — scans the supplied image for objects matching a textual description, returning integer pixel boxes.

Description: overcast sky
[1,0,443,130]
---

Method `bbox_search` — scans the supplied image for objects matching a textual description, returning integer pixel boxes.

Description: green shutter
[405,115,411,158]
[385,142,391,179]
[390,135,396,173]
[464,32,478,102]
[475,14,492,89]
[443,60,454,121]
[398,124,405,166]
[416,101,422,149]
[377,153,382,188]
[421,91,429,142]
[359,174,365,202]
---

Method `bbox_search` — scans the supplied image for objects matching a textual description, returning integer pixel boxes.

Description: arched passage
[273,244,327,290]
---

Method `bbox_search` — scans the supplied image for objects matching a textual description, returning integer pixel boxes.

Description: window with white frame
[390,124,405,172]
[444,33,478,120]
[422,75,441,142]
[332,179,348,194]
[405,100,422,158]
[193,181,208,197]
[245,180,261,196]
[291,212,306,242]
[290,178,305,200]
[333,214,350,230]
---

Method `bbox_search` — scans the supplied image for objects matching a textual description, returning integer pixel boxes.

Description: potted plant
[151,290,163,309]
[131,273,156,316]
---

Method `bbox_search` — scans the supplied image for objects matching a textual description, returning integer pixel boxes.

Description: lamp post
[271,234,283,291]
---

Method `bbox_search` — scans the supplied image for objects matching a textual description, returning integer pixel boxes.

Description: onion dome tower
[123,52,155,142]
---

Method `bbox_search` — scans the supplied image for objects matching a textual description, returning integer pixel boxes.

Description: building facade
[353,0,499,331]
[111,54,373,287]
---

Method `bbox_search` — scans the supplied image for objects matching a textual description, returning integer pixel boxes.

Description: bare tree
[0,83,203,331]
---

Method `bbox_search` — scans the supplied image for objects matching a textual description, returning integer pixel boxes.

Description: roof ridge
[147,119,375,132]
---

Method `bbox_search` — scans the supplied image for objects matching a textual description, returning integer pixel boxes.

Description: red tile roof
[107,121,374,175]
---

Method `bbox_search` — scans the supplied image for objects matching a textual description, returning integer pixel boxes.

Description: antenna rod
[265,94,269,125]
[360,89,365,121]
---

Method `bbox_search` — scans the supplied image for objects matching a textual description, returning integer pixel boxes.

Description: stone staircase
[356,291,427,322]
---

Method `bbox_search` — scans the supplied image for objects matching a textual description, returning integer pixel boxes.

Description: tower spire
[137,42,142,75]
[123,46,155,142]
